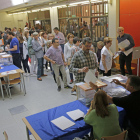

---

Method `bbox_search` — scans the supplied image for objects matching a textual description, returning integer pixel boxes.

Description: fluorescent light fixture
[8,14,13,15]
[13,13,18,14]
[41,8,49,11]
[69,1,89,5]
[32,9,40,12]
[11,0,24,6]
[52,5,66,8]
[18,12,23,14]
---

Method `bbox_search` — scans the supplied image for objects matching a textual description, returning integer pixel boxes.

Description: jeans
[30,55,37,75]
[68,65,73,81]
[52,64,67,87]
[119,52,132,75]
[60,44,64,53]
[21,55,30,73]
[101,69,111,76]
[37,58,44,78]
[12,53,21,69]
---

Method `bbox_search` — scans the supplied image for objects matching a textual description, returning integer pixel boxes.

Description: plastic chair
[7,72,22,99]
[3,131,8,140]
[101,130,128,140]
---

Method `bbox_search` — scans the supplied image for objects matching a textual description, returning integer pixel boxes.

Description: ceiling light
[69,1,89,5]
[41,8,49,11]
[8,14,13,15]
[13,13,18,14]
[52,5,66,8]
[32,9,40,12]
[18,12,23,14]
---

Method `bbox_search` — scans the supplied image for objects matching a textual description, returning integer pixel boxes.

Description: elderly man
[117,27,135,75]
[32,32,47,81]
[44,38,72,92]
[53,27,65,53]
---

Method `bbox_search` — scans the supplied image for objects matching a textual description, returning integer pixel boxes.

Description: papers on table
[1,54,11,58]
[84,69,97,85]
[1,70,17,76]
[75,82,85,86]
[0,52,6,55]
[66,109,85,121]
[118,39,133,56]
[51,116,75,130]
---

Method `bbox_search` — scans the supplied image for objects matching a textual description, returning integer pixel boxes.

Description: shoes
[64,85,72,89]
[37,78,42,81]
[69,80,73,84]
[57,86,61,92]
[71,91,77,95]
[41,74,47,76]
[24,73,27,77]
[30,74,37,77]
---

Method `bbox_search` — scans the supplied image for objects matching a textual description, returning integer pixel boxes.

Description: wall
[108,0,119,53]
[120,0,140,76]
[0,12,28,31]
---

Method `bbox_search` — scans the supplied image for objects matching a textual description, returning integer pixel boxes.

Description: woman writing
[84,90,121,140]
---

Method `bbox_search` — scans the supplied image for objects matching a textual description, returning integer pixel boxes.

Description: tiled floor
[0,69,77,140]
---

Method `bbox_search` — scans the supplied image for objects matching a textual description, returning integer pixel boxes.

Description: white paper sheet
[66,109,85,121]
[118,39,133,56]
[0,52,6,55]
[7,70,17,74]
[1,72,7,75]
[51,116,75,130]
[2,54,11,57]
[75,82,85,86]
[84,69,97,85]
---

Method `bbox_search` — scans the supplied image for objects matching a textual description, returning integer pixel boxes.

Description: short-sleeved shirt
[45,45,64,65]
[113,90,140,130]
[100,46,113,71]
[10,37,20,54]
[55,32,65,44]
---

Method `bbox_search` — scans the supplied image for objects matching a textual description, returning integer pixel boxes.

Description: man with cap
[32,32,47,81]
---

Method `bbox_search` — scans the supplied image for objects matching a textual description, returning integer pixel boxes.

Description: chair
[7,72,22,98]
[3,131,8,140]
[0,79,9,100]
[101,130,128,140]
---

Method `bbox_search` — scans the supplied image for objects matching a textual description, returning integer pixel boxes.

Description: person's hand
[112,79,121,85]
[104,69,108,73]
[82,67,89,73]
[42,44,45,47]
[89,82,98,90]
[0,50,3,53]
[51,60,56,64]
[95,71,99,76]
[64,62,67,66]
[120,48,125,52]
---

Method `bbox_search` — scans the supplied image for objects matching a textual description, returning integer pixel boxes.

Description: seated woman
[84,90,121,140]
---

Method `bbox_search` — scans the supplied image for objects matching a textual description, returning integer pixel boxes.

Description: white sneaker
[24,73,27,77]
[71,91,77,95]
[30,74,37,77]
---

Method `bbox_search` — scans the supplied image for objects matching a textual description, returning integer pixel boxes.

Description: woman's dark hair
[19,36,24,43]
[0,31,3,35]
[73,37,80,44]
[29,30,35,36]
[8,28,11,31]
[94,90,109,118]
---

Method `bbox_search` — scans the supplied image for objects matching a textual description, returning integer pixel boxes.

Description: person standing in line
[90,46,98,64]
[32,32,47,81]
[69,37,98,95]
[64,33,74,84]
[117,27,135,75]
[13,27,20,38]
[44,38,72,92]
[27,30,37,77]
[53,27,65,53]
[19,36,30,76]
[81,24,90,39]
[6,32,21,68]
[71,37,81,58]
[100,37,113,76]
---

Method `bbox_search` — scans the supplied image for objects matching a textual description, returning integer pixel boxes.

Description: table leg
[0,79,4,100]
[26,126,30,140]
[21,73,26,95]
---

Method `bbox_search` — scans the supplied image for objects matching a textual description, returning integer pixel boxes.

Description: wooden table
[0,67,26,100]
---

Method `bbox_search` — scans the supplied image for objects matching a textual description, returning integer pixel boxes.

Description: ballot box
[1,54,13,66]
[76,80,107,106]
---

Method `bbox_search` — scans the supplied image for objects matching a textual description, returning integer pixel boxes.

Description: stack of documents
[1,70,17,76]
[51,116,75,130]
[66,109,85,121]
[118,39,133,56]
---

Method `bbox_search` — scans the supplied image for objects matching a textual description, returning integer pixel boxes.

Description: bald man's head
[117,27,124,37]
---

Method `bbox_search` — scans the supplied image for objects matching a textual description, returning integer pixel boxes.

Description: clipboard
[0,39,4,46]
